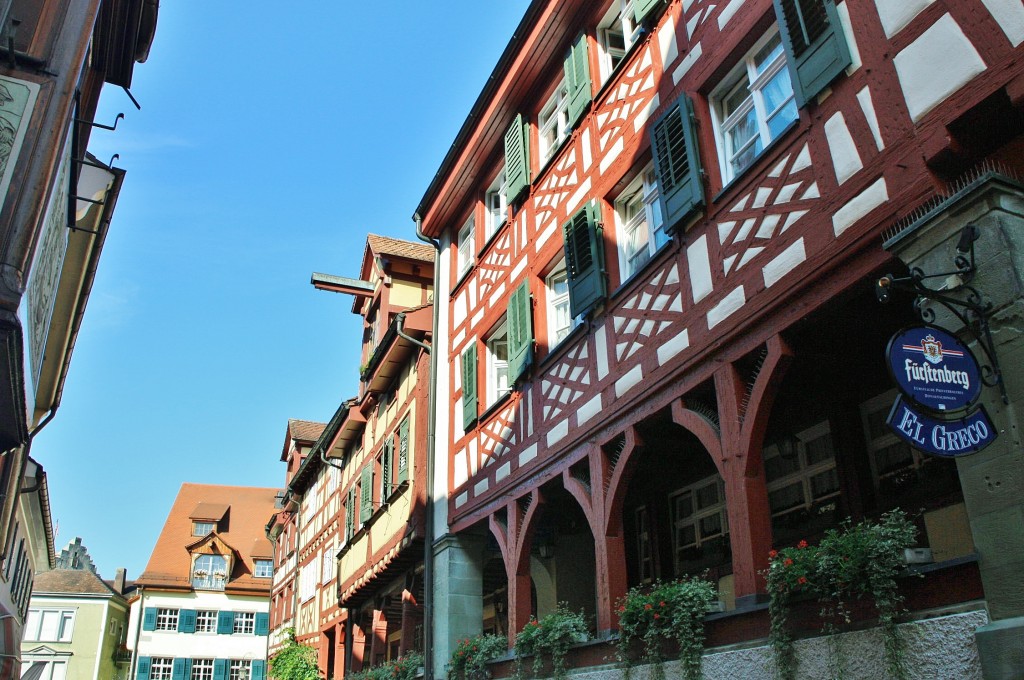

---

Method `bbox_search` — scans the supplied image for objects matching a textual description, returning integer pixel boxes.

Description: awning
[0,603,21,679]
[20,661,46,680]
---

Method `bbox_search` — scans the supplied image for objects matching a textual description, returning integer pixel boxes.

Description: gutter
[413,213,440,679]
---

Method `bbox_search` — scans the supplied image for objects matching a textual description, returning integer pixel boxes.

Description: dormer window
[192,554,228,590]
[192,521,214,537]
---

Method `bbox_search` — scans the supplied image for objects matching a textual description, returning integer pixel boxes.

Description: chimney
[114,568,126,594]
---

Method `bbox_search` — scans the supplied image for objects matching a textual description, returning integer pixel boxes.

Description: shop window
[670,474,729,575]
[615,165,666,280]
[764,421,840,542]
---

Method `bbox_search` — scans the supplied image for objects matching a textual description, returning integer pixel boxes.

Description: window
[669,475,729,575]
[396,417,410,485]
[538,79,570,163]
[192,554,228,590]
[861,391,927,483]
[773,0,852,105]
[233,611,255,635]
[344,488,356,543]
[711,30,798,183]
[598,0,641,80]
[321,546,335,584]
[191,659,214,680]
[155,608,178,632]
[195,610,217,633]
[230,660,252,680]
[457,217,474,279]
[545,263,572,346]
[151,658,174,680]
[24,608,75,642]
[765,422,841,540]
[562,202,606,318]
[254,559,273,578]
[485,170,507,240]
[300,563,317,602]
[486,322,510,407]
[615,166,666,280]
[192,521,214,537]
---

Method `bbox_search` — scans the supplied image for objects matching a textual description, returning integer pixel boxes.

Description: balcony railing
[191,574,226,590]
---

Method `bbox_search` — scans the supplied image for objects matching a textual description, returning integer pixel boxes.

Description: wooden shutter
[255,612,270,636]
[171,659,190,680]
[564,33,592,128]
[360,465,374,523]
[462,345,478,429]
[650,94,704,233]
[142,607,157,631]
[178,609,196,633]
[633,0,664,25]
[562,202,606,318]
[137,657,152,680]
[381,438,393,500]
[251,660,267,680]
[397,417,410,484]
[213,660,229,680]
[217,610,234,634]
[507,281,534,383]
[504,114,531,204]
[773,0,851,106]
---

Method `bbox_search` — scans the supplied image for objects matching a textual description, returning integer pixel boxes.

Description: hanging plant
[616,576,717,680]
[513,605,589,680]
[447,633,508,679]
[764,509,918,680]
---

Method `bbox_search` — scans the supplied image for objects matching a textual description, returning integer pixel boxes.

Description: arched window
[192,554,228,590]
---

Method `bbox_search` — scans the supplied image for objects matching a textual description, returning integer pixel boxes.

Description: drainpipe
[130,586,144,680]
[414,213,440,679]
[395,313,431,355]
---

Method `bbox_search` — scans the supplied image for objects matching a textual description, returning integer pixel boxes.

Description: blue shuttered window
[251,660,267,680]
[213,659,229,680]
[136,657,152,680]
[562,202,606,318]
[217,610,235,634]
[255,612,270,636]
[650,94,704,233]
[507,281,534,384]
[178,609,196,633]
[504,114,531,204]
[171,658,190,680]
[564,33,592,128]
[142,607,157,631]
[773,0,851,106]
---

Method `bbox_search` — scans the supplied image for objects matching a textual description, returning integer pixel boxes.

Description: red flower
[653,613,660,619]
[783,558,793,567]
[797,540,808,549]
[644,603,652,610]
[797,576,807,585]
[532,620,540,627]
[617,606,625,614]
[768,549,778,558]
[659,601,666,607]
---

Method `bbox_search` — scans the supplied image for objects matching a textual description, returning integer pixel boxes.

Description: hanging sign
[886,395,996,457]
[886,325,982,413]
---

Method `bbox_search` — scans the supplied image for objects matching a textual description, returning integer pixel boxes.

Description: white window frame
[485,169,508,241]
[233,611,256,635]
[669,474,729,575]
[151,658,174,680]
[24,608,76,642]
[615,165,665,280]
[597,0,641,82]
[457,217,475,279]
[230,660,252,680]
[538,79,571,163]
[195,610,217,634]
[764,421,841,523]
[155,608,178,632]
[190,659,214,680]
[485,321,511,407]
[192,521,214,537]
[710,28,798,184]
[321,545,335,584]
[254,559,273,578]
[545,262,572,347]
[300,562,317,603]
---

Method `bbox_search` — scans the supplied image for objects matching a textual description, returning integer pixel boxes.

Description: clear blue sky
[33,1,532,580]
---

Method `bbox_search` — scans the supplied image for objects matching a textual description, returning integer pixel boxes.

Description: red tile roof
[288,419,326,443]
[366,234,434,263]
[33,569,125,598]
[136,483,277,595]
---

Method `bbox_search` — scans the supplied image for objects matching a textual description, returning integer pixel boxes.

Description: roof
[289,419,326,444]
[136,483,277,594]
[32,569,124,599]
[365,234,434,263]
[189,502,229,522]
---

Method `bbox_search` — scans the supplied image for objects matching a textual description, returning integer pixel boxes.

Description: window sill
[538,322,588,370]
[711,119,801,206]
[450,266,474,299]
[479,391,514,424]
[479,219,508,256]
[609,237,678,301]
[592,29,651,106]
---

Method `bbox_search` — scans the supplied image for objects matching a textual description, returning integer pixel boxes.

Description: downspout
[414,213,440,679]
[395,313,431,354]
[130,586,144,680]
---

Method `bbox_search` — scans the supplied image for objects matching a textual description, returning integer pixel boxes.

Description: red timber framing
[417,0,1020,650]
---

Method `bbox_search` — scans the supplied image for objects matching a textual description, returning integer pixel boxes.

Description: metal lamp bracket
[876,224,1007,404]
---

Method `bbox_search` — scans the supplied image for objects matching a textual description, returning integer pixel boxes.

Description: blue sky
[33,1,532,580]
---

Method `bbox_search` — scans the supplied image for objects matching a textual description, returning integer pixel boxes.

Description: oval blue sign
[886,396,995,457]
[886,325,982,413]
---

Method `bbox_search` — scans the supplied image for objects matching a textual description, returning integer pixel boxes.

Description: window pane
[805,434,835,465]
[810,468,840,499]
[875,442,914,475]
[769,482,805,514]
[723,77,751,117]
[699,513,723,539]
[753,35,784,75]
[675,493,693,519]
[678,523,696,547]
[695,482,719,510]
[40,611,60,640]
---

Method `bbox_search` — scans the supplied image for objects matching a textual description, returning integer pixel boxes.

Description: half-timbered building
[415,0,1024,676]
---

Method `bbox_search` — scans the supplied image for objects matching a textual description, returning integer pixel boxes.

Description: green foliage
[513,605,589,680]
[764,509,918,680]
[616,576,717,680]
[269,629,321,680]
[447,634,508,679]
[346,652,424,680]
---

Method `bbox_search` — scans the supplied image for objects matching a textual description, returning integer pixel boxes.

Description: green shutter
[462,345,478,430]
[507,281,534,383]
[397,418,410,484]
[381,438,392,500]
[773,0,851,106]
[633,0,665,25]
[171,659,190,680]
[255,612,270,636]
[178,609,196,633]
[142,607,157,631]
[213,660,229,680]
[137,657,152,680]
[251,660,266,680]
[504,114,531,204]
[360,465,374,523]
[217,610,235,634]
[650,94,704,233]
[564,33,592,128]
[562,202,606,318]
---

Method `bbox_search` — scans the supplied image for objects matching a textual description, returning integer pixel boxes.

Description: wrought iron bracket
[75,112,124,131]
[876,224,1007,404]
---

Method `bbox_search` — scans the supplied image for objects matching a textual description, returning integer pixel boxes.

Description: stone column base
[976,616,1024,680]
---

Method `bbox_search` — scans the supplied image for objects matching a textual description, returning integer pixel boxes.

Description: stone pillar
[884,172,1024,679]
[431,533,485,679]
